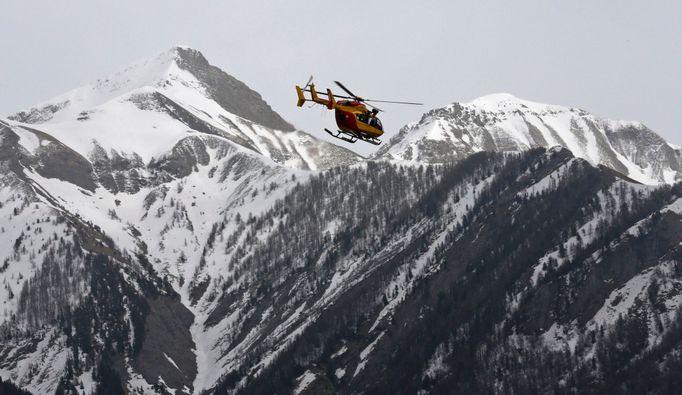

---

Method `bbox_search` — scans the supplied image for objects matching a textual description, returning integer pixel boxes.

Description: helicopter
[295,77,422,145]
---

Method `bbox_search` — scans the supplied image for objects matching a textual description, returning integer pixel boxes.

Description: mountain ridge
[375,93,681,185]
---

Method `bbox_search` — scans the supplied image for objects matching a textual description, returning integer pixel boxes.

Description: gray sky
[1,1,680,156]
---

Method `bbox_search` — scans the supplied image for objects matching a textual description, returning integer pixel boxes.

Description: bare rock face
[0,120,97,191]
[149,136,211,179]
[8,101,70,124]
[89,142,148,194]
[606,123,682,183]
[174,47,295,132]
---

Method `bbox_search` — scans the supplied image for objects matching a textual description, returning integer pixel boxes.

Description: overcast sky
[1,1,680,156]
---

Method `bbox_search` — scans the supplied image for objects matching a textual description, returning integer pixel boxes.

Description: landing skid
[325,129,381,146]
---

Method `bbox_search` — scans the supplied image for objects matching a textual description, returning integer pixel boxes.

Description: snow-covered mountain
[9,46,359,174]
[1,48,682,395]
[376,93,681,185]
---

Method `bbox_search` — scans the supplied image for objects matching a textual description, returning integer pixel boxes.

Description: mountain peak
[170,44,200,53]
[463,93,568,114]
[470,92,521,104]
[11,46,294,131]
[171,46,209,66]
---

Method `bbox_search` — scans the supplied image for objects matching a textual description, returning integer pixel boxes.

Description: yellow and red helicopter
[296,77,422,145]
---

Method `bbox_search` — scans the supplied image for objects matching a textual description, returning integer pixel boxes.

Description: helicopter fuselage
[334,101,383,138]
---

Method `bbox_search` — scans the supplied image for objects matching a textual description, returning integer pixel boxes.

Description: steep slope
[204,147,682,394]
[376,93,681,184]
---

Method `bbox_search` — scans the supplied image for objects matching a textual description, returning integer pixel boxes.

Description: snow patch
[293,371,317,395]
[353,331,385,377]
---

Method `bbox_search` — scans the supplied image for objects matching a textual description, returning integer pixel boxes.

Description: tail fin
[310,83,321,103]
[296,85,306,107]
[326,88,335,109]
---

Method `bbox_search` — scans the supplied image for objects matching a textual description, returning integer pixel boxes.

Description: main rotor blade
[364,102,384,112]
[334,81,361,99]
[364,99,423,105]
[332,80,422,106]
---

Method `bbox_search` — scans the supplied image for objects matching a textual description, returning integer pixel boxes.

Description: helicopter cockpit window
[370,117,383,130]
[357,113,369,124]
